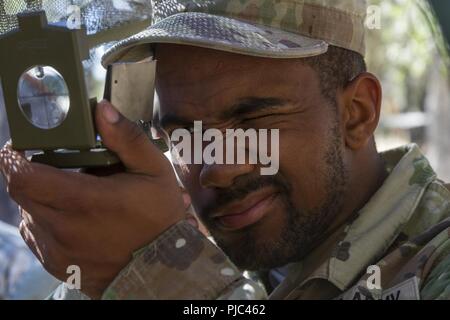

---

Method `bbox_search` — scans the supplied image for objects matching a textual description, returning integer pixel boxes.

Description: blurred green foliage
[366,0,448,115]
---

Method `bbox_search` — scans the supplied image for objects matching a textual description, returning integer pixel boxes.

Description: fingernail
[101,101,120,124]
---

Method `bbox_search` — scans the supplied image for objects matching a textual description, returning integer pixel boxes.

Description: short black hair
[302,45,367,105]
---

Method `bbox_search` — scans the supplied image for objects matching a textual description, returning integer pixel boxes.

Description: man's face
[155,44,349,270]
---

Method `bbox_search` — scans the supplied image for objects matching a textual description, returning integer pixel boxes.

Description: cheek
[277,123,333,210]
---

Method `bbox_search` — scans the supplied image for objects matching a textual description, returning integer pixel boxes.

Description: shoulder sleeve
[102,220,267,300]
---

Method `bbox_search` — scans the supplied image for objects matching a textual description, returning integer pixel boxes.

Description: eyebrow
[222,97,289,119]
[157,97,289,130]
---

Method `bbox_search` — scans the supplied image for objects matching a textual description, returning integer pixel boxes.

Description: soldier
[1,0,449,300]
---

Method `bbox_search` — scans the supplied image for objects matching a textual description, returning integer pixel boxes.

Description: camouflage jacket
[62,144,450,300]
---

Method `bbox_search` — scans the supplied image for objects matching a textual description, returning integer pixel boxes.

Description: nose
[199,163,255,189]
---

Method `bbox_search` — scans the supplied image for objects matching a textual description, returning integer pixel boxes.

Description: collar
[271,144,438,296]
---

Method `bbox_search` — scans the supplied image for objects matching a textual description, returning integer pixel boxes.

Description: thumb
[95,100,170,175]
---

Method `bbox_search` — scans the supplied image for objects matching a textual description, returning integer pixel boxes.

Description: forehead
[154,44,319,120]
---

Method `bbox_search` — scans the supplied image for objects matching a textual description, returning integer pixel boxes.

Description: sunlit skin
[0,43,388,299]
[155,44,388,270]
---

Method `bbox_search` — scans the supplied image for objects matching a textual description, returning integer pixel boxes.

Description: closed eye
[242,113,285,122]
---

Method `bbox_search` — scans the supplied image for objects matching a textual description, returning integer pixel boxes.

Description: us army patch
[381,277,420,300]
[336,277,421,300]
[336,286,378,300]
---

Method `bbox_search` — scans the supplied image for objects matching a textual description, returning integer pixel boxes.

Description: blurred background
[366,0,450,180]
[0,0,449,226]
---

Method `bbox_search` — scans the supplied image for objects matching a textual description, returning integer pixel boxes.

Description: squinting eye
[186,126,207,135]
[243,114,276,122]
[167,127,196,136]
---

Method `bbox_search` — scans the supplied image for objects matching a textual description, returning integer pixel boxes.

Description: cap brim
[102,12,328,66]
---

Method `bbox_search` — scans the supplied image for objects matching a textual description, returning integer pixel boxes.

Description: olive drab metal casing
[0,10,95,151]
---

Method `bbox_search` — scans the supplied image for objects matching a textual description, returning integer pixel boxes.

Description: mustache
[202,174,291,217]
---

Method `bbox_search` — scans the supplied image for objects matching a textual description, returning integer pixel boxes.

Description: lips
[212,188,279,230]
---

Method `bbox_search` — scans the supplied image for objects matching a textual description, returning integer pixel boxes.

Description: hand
[0,101,187,299]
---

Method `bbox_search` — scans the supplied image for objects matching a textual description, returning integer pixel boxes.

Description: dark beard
[201,123,348,271]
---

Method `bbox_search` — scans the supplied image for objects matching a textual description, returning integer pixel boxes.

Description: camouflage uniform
[97,145,450,300]
[102,0,366,65]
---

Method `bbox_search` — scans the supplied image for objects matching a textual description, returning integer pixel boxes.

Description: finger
[19,220,45,264]
[3,140,25,156]
[95,100,171,175]
[0,142,32,183]
[19,220,67,281]
[1,144,101,210]
[18,200,61,235]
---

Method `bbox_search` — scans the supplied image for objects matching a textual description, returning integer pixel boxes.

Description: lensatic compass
[0,10,157,168]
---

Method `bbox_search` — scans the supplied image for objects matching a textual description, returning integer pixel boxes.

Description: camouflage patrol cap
[102,0,367,66]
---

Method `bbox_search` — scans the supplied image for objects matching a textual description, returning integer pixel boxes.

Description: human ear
[341,73,382,150]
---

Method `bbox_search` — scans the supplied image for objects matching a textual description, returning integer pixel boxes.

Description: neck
[329,143,388,238]
[298,145,388,279]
